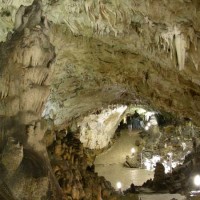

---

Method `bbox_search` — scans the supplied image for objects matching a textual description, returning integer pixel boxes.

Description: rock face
[3,5,200,143]
[6,0,195,126]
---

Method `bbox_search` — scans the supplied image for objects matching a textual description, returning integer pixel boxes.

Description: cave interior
[0,0,200,200]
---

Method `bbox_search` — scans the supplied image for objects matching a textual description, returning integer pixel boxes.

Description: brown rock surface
[49,130,120,200]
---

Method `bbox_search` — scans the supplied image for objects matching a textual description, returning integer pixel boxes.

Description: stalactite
[20,86,50,113]
[14,5,25,30]
[24,67,49,86]
[4,97,20,116]
[190,47,199,70]
[159,26,188,70]
[0,74,9,99]
[83,0,131,36]
[175,33,186,71]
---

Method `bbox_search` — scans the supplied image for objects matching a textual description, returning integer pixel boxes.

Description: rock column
[0,1,62,199]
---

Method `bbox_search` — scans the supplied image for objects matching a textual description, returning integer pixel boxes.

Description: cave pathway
[94,129,153,190]
[94,129,186,200]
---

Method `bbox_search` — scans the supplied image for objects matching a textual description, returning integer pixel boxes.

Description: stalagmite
[0,0,63,199]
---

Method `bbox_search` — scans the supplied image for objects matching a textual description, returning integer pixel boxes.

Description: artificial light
[116,181,122,189]
[194,175,200,187]
[131,148,136,154]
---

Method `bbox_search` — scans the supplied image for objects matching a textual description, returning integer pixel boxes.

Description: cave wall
[50,129,120,200]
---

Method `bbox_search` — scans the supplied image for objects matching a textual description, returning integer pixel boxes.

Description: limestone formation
[153,162,166,190]
[48,130,120,200]
[0,1,59,199]
[1,137,23,178]
[0,0,200,199]
[78,105,127,149]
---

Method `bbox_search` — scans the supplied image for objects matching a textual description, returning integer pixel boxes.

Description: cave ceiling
[1,0,200,125]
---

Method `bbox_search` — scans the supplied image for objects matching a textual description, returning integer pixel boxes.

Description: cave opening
[80,104,200,199]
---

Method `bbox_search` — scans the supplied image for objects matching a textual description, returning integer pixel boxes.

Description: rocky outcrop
[153,162,166,191]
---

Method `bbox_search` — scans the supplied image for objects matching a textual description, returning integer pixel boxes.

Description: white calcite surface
[79,105,127,149]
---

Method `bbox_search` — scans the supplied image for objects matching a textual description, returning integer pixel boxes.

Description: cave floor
[94,129,186,200]
[95,129,153,189]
